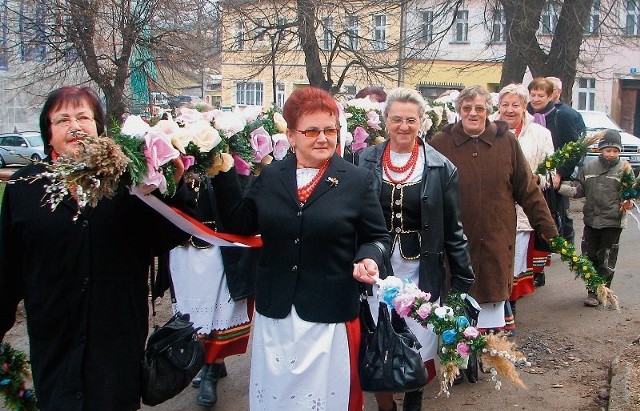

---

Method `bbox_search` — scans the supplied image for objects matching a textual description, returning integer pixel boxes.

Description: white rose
[120,115,150,138]
[189,120,222,153]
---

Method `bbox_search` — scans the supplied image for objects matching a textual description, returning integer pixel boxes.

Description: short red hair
[282,87,339,130]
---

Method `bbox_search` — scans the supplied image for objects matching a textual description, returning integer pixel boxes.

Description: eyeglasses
[388,116,419,126]
[294,128,339,138]
[52,115,95,128]
[460,105,487,114]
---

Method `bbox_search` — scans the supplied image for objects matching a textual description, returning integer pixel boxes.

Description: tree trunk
[296,0,331,91]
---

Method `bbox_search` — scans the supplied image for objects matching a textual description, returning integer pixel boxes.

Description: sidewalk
[609,336,640,410]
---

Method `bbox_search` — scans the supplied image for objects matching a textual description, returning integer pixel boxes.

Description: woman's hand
[621,199,634,211]
[353,258,379,284]
[172,156,185,185]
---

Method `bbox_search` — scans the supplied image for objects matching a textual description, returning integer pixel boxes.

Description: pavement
[609,336,640,410]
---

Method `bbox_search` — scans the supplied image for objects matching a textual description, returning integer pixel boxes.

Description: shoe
[403,388,423,411]
[534,273,545,287]
[196,363,226,407]
[584,293,599,307]
[192,364,209,388]
[452,372,463,385]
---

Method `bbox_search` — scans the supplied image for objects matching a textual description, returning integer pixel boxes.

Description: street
[2,200,639,410]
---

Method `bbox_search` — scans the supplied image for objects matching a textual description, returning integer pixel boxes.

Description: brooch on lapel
[326,177,339,187]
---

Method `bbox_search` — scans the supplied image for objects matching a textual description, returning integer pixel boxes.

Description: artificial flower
[366,110,382,130]
[271,133,290,160]
[120,115,151,138]
[393,292,418,317]
[441,329,457,345]
[190,120,222,153]
[456,342,470,356]
[273,112,288,133]
[378,276,404,306]
[180,154,195,170]
[207,153,234,177]
[463,326,480,339]
[416,302,433,319]
[175,107,204,124]
[233,153,252,176]
[351,126,369,152]
[212,110,246,137]
[250,126,274,162]
[434,306,448,319]
[143,133,180,192]
[456,316,470,330]
[153,119,181,135]
[238,105,262,123]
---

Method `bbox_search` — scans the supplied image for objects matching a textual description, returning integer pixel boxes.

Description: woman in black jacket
[358,88,474,411]
[0,86,194,411]
[211,86,391,411]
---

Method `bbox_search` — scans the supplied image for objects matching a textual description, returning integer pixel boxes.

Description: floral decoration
[377,277,528,397]
[534,132,602,175]
[547,236,619,310]
[0,343,37,411]
[619,163,639,202]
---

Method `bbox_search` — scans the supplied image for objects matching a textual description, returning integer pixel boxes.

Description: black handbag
[140,312,205,406]
[359,300,428,392]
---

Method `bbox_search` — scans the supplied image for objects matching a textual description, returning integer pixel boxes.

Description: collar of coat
[443,120,509,147]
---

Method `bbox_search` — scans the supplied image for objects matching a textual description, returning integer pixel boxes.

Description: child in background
[558,129,635,307]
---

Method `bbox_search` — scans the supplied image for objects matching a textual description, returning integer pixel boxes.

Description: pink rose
[180,154,195,170]
[143,133,180,193]
[416,302,432,319]
[366,110,382,130]
[392,292,416,317]
[463,326,480,339]
[456,342,470,356]
[351,126,369,152]
[250,126,274,162]
[233,153,252,176]
[271,134,290,161]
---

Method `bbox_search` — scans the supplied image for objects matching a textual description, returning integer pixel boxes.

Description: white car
[579,110,640,173]
[0,132,46,167]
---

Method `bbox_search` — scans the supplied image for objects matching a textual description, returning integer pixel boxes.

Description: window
[19,0,47,61]
[577,78,596,111]
[234,21,245,50]
[421,10,433,43]
[345,14,359,50]
[256,18,266,42]
[540,1,559,35]
[626,0,640,36]
[453,10,468,42]
[276,82,285,109]
[236,82,263,106]
[276,17,287,42]
[491,8,506,43]
[372,14,386,50]
[585,1,600,34]
[321,17,333,51]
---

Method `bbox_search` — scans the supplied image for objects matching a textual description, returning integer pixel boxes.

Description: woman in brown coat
[429,85,557,331]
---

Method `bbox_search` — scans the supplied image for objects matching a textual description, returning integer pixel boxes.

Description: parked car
[579,110,640,173]
[0,132,46,167]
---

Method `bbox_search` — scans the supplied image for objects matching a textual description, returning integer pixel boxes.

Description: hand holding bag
[141,312,205,406]
[359,301,428,392]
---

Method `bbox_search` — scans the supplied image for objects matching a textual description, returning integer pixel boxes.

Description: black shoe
[192,364,209,388]
[197,363,226,407]
[452,372,463,385]
[465,352,479,383]
[534,273,545,287]
[403,389,423,411]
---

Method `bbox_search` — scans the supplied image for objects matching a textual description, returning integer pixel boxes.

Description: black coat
[0,163,194,411]
[211,154,391,323]
[358,140,474,302]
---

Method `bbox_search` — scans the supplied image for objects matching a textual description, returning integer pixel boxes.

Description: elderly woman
[211,86,391,410]
[490,84,555,328]
[0,86,194,410]
[358,88,474,411]
[429,85,558,333]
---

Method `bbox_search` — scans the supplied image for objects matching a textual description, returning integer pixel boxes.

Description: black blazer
[212,154,391,323]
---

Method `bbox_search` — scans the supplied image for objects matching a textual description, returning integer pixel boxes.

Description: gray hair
[546,76,562,91]
[498,83,529,106]
[455,85,493,114]
[384,87,427,121]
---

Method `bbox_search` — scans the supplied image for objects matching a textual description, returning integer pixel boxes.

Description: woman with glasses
[210,86,390,410]
[0,86,195,410]
[358,88,475,411]
[489,84,555,328]
[430,85,557,336]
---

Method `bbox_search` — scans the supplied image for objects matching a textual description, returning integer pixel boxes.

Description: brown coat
[429,120,558,303]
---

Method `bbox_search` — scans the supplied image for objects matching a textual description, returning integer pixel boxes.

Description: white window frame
[372,14,386,51]
[577,77,596,111]
[256,18,266,42]
[236,81,264,106]
[539,1,559,35]
[491,8,506,43]
[626,0,640,36]
[585,0,600,35]
[421,10,433,43]
[321,17,334,51]
[234,21,245,50]
[276,82,286,109]
[452,10,468,43]
[345,14,359,50]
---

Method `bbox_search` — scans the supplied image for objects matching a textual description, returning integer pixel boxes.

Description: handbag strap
[147,325,202,358]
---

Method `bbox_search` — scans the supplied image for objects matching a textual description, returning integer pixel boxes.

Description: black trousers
[581,225,622,288]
